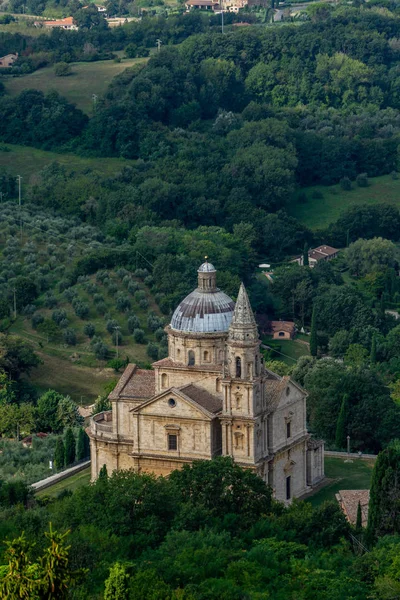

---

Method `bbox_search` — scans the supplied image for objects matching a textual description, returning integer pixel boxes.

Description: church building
[88,261,324,503]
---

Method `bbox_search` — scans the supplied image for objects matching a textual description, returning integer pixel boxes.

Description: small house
[336,489,370,527]
[0,53,18,68]
[42,17,78,30]
[185,0,219,10]
[295,245,339,268]
[267,320,296,340]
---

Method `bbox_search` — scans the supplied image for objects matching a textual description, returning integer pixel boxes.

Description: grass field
[289,174,400,230]
[0,144,134,183]
[36,467,91,498]
[3,58,147,114]
[306,456,374,507]
[264,337,310,365]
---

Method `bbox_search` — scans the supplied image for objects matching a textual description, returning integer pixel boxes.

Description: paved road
[31,460,91,492]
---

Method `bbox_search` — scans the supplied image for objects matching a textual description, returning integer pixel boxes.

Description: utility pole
[92,94,98,114]
[114,325,121,358]
[156,39,162,52]
[16,175,22,241]
[221,7,224,34]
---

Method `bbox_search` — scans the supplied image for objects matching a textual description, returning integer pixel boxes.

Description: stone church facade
[88,262,324,503]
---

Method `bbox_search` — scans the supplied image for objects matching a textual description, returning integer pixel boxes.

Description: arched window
[203,350,209,363]
[177,348,181,360]
[161,373,168,389]
[236,357,241,378]
[188,350,195,366]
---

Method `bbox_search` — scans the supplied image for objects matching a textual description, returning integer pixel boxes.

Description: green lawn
[306,456,374,507]
[0,144,134,183]
[264,338,310,365]
[289,174,400,230]
[3,57,147,114]
[35,467,91,498]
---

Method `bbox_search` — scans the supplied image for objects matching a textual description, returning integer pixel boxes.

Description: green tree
[54,62,72,77]
[104,562,129,600]
[64,428,76,466]
[0,527,85,599]
[36,390,65,432]
[0,333,40,379]
[346,238,399,277]
[76,428,88,461]
[310,307,318,357]
[368,440,400,541]
[303,241,309,267]
[335,394,348,450]
[55,437,65,470]
[344,344,368,368]
[370,334,377,365]
[356,500,362,532]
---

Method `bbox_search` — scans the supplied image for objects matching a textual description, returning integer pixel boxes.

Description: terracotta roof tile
[269,321,295,334]
[180,384,222,414]
[109,364,155,400]
[336,490,370,526]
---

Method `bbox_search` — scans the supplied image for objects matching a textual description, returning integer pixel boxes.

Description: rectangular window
[286,421,291,439]
[168,434,177,451]
[286,476,291,500]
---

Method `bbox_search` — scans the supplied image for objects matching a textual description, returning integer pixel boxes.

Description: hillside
[3,58,148,114]
[289,174,400,231]
[0,202,167,402]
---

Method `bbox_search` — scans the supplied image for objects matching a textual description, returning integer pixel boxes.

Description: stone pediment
[130,387,217,421]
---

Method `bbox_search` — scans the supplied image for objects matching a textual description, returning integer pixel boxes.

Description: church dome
[170,262,235,333]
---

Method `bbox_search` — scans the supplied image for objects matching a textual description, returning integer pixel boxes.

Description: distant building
[185,0,219,9]
[336,489,370,527]
[266,321,296,340]
[0,53,18,68]
[294,245,339,268]
[40,17,78,30]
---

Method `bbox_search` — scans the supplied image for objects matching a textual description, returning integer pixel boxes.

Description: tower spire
[228,283,258,342]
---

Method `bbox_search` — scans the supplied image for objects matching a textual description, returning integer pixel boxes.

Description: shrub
[128,315,140,332]
[127,281,139,294]
[93,294,105,304]
[134,269,149,280]
[108,358,125,372]
[31,313,44,329]
[133,328,146,344]
[54,62,72,77]
[63,328,77,346]
[116,295,131,312]
[155,327,166,342]
[148,313,163,332]
[139,298,149,310]
[108,283,118,295]
[147,342,159,360]
[116,268,128,279]
[96,301,107,315]
[112,329,122,345]
[44,293,57,309]
[64,288,77,303]
[59,319,69,329]
[74,302,89,319]
[106,319,119,334]
[340,177,352,191]
[93,340,109,360]
[83,323,96,338]
[52,309,67,326]
[356,173,368,187]
[22,304,36,316]
[391,171,398,180]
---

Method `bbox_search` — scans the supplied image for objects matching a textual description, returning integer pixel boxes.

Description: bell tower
[221,284,266,466]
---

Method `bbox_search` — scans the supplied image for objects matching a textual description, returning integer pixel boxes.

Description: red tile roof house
[185,0,219,9]
[336,489,370,527]
[267,320,296,340]
[294,245,339,268]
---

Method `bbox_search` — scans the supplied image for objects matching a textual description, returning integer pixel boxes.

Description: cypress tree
[76,428,85,461]
[309,307,318,357]
[368,440,400,543]
[335,395,348,450]
[54,437,65,470]
[370,334,377,365]
[356,500,362,532]
[64,428,76,466]
[303,242,309,267]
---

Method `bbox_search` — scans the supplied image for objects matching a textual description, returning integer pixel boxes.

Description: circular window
[168,398,176,408]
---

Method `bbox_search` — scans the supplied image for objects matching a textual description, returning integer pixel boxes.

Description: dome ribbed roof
[170,261,235,333]
[171,289,235,333]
